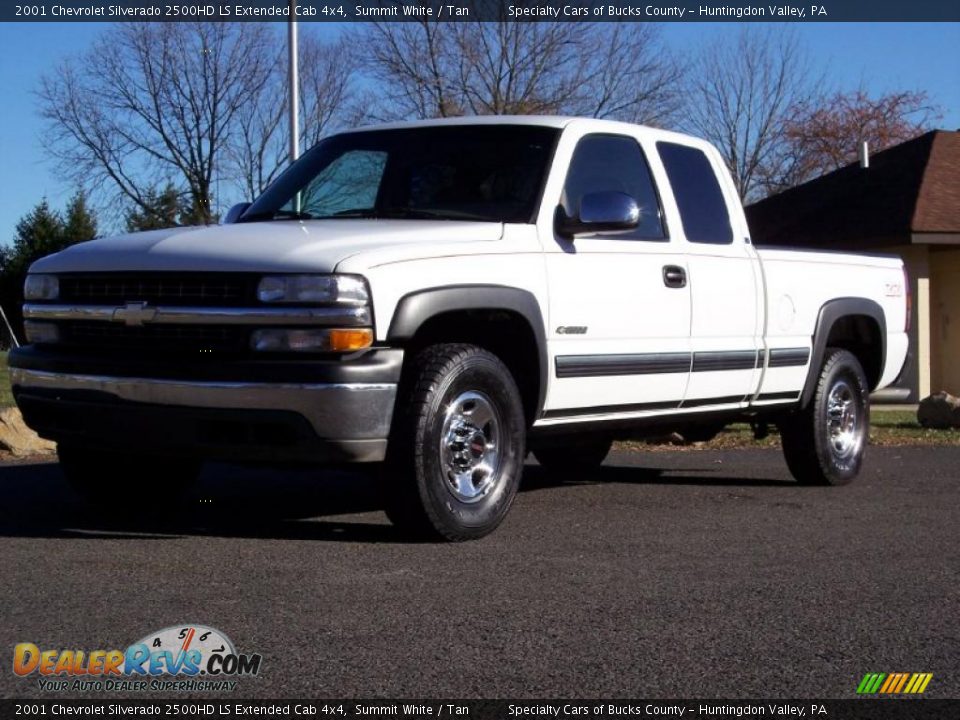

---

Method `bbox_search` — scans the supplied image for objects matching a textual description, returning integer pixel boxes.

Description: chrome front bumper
[10,368,397,462]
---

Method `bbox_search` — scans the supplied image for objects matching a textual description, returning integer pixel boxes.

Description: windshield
[242,125,560,224]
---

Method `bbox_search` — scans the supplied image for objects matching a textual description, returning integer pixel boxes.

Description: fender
[387,285,549,417]
[801,297,886,408]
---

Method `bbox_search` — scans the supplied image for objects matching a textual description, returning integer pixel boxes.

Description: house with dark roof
[746,130,960,402]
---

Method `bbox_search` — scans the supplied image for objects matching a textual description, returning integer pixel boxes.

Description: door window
[561,134,666,240]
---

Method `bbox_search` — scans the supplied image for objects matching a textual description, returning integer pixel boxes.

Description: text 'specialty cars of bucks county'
[10,116,909,541]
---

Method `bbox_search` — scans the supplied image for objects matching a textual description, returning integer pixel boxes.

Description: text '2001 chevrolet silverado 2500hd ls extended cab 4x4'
[10,117,909,541]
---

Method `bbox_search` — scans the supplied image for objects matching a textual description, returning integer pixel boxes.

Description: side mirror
[556,191,640,238]
[223,202,252,224]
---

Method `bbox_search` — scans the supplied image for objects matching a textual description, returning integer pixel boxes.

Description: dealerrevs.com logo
[13,625,261,692]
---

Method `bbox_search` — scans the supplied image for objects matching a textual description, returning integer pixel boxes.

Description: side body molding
[802,297,887,408]
[387,285,549,418]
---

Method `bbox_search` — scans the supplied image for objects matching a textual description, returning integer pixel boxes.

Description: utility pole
[289,0,300,213]
[288,0,300,164]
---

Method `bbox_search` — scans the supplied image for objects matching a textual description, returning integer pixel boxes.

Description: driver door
[541,131,692,419]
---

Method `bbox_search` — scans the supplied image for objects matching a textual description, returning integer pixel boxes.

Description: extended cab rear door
[537,125,692,420]
[653,140,764,408]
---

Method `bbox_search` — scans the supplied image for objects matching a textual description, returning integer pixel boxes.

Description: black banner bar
[4,0,960,23]
[1,700,959,719]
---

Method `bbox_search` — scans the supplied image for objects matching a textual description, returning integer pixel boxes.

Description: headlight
[24,274,59,301]
[257,275,369,305]
[251,328,373,353]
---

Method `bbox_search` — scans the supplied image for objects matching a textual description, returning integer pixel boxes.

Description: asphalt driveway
[1,446,957,699]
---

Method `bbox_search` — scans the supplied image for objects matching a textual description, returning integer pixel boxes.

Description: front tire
[779,348,869,486]
[381,344,526,541]
[58,444,202,510]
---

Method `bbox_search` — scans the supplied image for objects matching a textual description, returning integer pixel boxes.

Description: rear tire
[381,344,526,541]
[532,435,613,480]
[58,444,202,510]
[779,348,869,486]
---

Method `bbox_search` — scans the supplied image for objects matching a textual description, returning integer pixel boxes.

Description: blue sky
[1,21,958,243]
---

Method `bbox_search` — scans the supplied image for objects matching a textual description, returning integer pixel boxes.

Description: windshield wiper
[322,208,378,218]
[307,207,490,221]
[309,208,446,220]
[240,208,315,222]
[377,208,451,219]
[270,209,314,220]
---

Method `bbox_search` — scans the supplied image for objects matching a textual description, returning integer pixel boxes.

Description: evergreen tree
[2,199,66,277]
[0,195,99,344]
[124,185,185,232]
[62,190,98,243]
[179,194,218,226]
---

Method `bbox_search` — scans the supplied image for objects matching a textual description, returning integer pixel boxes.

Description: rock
[0,407,56,457]
[917,391,960,429]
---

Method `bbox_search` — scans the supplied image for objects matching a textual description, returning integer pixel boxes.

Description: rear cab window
[656,142,733,245]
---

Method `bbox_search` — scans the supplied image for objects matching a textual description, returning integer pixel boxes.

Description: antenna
[0,305,20,348]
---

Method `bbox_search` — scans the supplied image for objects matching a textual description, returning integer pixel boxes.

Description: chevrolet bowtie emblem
[114,301,157,327]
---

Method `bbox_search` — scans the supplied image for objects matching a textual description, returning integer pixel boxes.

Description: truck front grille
[61,322,250,354]
[58,273,256,307]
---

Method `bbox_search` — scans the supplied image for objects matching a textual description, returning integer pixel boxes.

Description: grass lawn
[619,407,960,452]
[0,352,11,408]
[869,409,960,446]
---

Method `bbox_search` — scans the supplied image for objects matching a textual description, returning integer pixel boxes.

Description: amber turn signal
[326,328,374,352]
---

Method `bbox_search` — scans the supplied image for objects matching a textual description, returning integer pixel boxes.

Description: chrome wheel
[826,379,863,460]
[780,348,868,487]
[439,390,503,503]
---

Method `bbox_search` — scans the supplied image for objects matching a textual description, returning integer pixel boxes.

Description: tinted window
[657,142,733,245]
[562,134,665,240]
[244,125,559,224]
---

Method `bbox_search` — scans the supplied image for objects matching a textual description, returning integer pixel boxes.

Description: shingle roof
[914,131,960,233]
[746,130,960,249]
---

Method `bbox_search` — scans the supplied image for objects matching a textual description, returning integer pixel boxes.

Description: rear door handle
[663,265,687,288]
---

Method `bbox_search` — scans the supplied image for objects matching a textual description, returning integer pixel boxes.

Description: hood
[29,219,504,274]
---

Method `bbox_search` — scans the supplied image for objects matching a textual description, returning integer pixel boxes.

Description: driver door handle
[663,265,687,289]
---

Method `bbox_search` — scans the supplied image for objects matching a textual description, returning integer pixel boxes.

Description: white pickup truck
[10,116,909,541]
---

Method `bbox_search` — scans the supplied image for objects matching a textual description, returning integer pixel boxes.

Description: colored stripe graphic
[856,673,885,693]
[893,673,909,693]
[857,672,932,694]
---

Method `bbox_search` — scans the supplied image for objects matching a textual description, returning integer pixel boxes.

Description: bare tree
[765,88,942,192]
[39,23,356,223]
[355,22,460,119]
[39,23,279,224]
[683,28,819,202]
[574,24,686,123]
[227,34,357,200]
[355,22,683,125]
